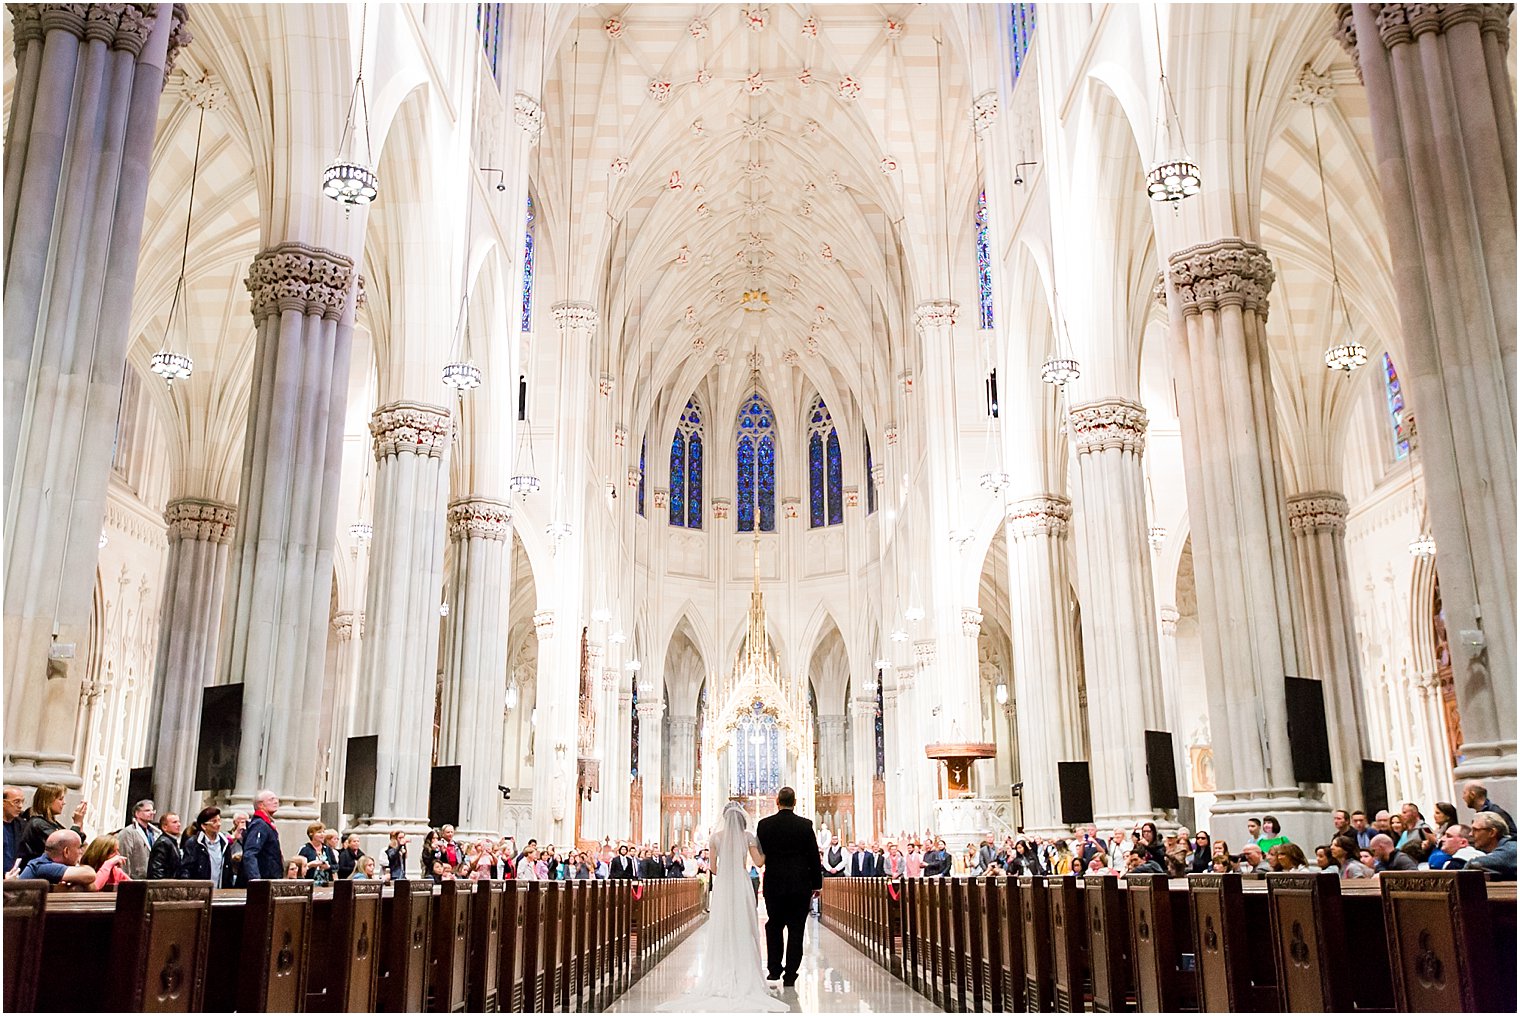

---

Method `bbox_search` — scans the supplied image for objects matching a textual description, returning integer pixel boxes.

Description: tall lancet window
[977,189,995,329]
[1383,353,1411,460]
[864,431,877,515]
[670,398,703,528]
[736,392,777,533]
[636,436,646,517]
[1009,4,1037,84]
[807,395,843,528]
[521,195,535,332]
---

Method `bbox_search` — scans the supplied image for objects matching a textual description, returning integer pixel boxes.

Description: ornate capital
[895,663,916,692]
[844,486,861,509]
[1289,66,1335,107]
[913,300,958,332]
[712,497,731,520]
[513,92,544,144]
[331,610,356,642]
[447,497,513,542]
[1286,491,1349,535]
[1164,238,1275,318]
[1069,398,1148,454]
[1006,494,1072,539]
[178,71,227,110]
[1337,2,1512,58]
[552,301,598,333]
[1158,605,1181,637]
[635,701,663,721]
[960,608,983,638]
[8,4,44,57]
[246,242,355,323]
[913,639,936,666]
[782,497,801,520]
[163,3,191,77]
[370,401,451,460]
[533,609,556,640]
[972,90,999,136]
[164,497,237,544]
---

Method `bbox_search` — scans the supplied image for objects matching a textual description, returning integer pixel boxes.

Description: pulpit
[925,742,997,855]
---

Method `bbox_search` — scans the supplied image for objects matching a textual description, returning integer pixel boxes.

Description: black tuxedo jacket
[610,854,636,878]
[755,808,823,900]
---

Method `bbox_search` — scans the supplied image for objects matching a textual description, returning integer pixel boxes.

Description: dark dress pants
[763,890,811,979]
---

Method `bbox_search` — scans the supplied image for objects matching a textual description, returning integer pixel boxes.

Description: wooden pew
[500,883,529,1013]
[927,878,948,1008]
[1049,875,1089,1013]
[1380,870,1507,1013]
[997,877,1027,1016]
[557,882,580,1013]
[107,879,215,1012]
[3,880,48,1012]
[1017,875,1055,1011]
[307,880,384,1013]
[1084,875,1134,1013]
[540,882,563,1012]
[1188,873,1278,1012]
[904,876,924,993]
[946,878,969,1012]
[979,875,1007,1012]
[378,880,433,1013]
[961,877,987,1012]
[235,879,314,1012]
[467,879,504,1013]
[1124,874,1196,1012]
[1263,873,1356,1013]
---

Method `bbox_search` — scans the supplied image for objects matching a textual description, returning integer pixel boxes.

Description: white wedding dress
[656,803,789,1012]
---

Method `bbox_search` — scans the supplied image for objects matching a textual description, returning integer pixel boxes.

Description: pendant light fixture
[1146,476,1166,551]
[1403,438,1435,559]
[151,101,209,386]
[1144,11,1201,205]
[323,4,380,209]
[1308,98,1367,372]
[509,420,540,496]
[1040,285,1081,386]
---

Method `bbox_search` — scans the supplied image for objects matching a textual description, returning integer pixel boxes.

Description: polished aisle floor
[607,913,940,1013]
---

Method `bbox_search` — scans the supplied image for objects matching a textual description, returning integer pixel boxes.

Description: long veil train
[656,802,789,1012]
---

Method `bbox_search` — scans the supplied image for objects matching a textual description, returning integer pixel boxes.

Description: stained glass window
[733,700,782,796]
[476,3,505,81]
[865,432,877,514]
[630,677,640,779]
[521,195,535,333]
[806,395,843,528]
[874,670,885,777]
[670,398,703,528]
[737,392,777,532]
[637,436,646,517]
[977,189,995,330]
[1384,353,1410,460]
[1009,3,1037,85]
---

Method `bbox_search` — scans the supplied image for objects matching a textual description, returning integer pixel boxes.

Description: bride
[657,802,790,1012]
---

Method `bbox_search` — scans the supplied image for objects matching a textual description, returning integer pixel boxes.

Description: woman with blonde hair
[18,783,87,866]
[83,833,131,891]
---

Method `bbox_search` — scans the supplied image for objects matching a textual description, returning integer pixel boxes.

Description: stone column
[886,668,917,833]
[1337,4,1516,790]
[1069,399,1169,824]
[350,402,451,842]
[317,610,361,808]
[437,496,513,838]
[637,698,664,844]
[667,715,697,794]
[148,498,236,813]
[1286,492,1368,805]
[1157,606,1189,794]
[218,243,357,825]
[1162,239,1328,843]
[847,696,876,840]
[3,3,187,791]
[614,686,633,835]
[1004,495,1085,834]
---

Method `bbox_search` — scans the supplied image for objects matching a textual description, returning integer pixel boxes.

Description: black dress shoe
[782,976,798,987]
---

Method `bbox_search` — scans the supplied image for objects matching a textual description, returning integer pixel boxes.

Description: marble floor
[606,914,940,1013]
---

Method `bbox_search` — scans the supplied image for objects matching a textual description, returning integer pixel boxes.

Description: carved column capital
[960,608,983,638]
[1068,398,1148,454]
[533,609,556,640]
[331,610,356,642]
[1005,494,1072,539]
[553,301,599,332]
[1163,238,1275,318]
[913,639,936,666]
[370,401,452,460]
[162,3,191,78]
[447,497,514,541]
[912,300,958,332]
[245,242,355,322]
[972,90,999,136]
[164,497,237,544]
[513,92,544,144]
[1286,491,1350,535]
[1158,606,1181,637]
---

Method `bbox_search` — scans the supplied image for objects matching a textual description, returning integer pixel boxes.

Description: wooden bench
[1380,870,1508,1013]
[236,879,313,1012]
[3,880,48,1012]
[1049,875,1090,1012]
[1188,873,1277,1012]
[1125,874,1196,1012]
[378,880,433,1012]
[107,879,215,1012]
[466,880,503,1013]
[308,879,383,1012]
[1084,875,1134,1013]
[1018,875,1055,1011]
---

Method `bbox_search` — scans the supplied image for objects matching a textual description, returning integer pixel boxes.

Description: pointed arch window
[670,398,704,528]
[864,431,877,515]
[1009,4,1037,85]
[521,194,535,333]
[977,189,995,329]
[630,678,640,779]
[737,392,777,533]
[1383,352,1410,460]
[874,671,886,777]
[636,436,646,517]
[807,395,843,528]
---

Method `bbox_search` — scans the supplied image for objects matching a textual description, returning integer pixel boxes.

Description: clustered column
[666,715,697,795]
[3,3,187,790]
[221,242,357,823]
[1004,495,1085,834]
[317,610,362,807]
[350,401,452,842]
[848,696,878,841]
[148,498,237,813]
[1286,492,1367,803]
[437,496,513,839]
[1337,3,1516,787]
[1069,399,1170,825]
[1163,239,1326,841]
[637,696,664,844]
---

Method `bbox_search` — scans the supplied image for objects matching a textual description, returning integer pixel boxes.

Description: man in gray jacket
[116,799,158,880]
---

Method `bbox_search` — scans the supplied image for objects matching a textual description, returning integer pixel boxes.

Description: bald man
[4,786,26,875]
[18,829,95,885]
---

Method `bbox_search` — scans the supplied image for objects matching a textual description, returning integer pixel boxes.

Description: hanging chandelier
[324,6,379,208]
[978,470,1011,494]
[152,101,211,387]
[889,628,910,643]
[1145,14,1201,205]
[441,360,483,391]
[1040,357,1081,386]
[1307,100,1365,372]
[903,605,925,623]
[874,657,892,671]
[1324,343,1368,372]
[609,629,628,645]
[509,418,540,496]
[348,521,373,544]
[1148,525,1167,551]
[150,351,193,384]
[1408,532,1436,560]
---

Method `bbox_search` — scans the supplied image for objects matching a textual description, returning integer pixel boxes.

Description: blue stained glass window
[1384,353,1410,460]
[521,195,535,333]
[734,701,782,796]
[977,189,995,330]
[737,393,777,533]
[671,398,703,528]
[874,671,885,777]
[637,436,646,517]
[476,3,505,81]
[1009,3,1037,85]
[630,677,640,779]
[669,433,686,524]
[806,395,843,528]
[865,432,877,515]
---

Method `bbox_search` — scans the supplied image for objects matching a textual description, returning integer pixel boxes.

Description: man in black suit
[850,841,875,877]
[610,843,637,878]
[755,786,823,987]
